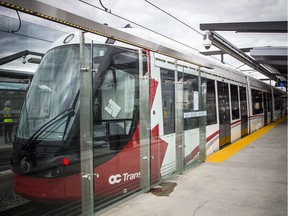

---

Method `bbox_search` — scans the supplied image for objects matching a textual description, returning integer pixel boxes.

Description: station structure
[0,0,287,215]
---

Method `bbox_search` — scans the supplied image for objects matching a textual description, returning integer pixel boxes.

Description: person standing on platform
[3,100,13,144]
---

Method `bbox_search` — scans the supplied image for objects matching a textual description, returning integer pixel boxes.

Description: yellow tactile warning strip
[206,116,287,163]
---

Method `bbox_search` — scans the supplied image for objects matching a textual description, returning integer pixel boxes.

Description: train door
[240,86,248,137]
[217,81,231,148]
[268,93,273,122]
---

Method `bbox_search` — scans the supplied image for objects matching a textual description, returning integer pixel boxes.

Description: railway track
[0,148,81,215]
[0,148,12,172]
[0,201,82,216]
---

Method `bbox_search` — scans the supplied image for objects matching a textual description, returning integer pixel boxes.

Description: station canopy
[200,21,287,86]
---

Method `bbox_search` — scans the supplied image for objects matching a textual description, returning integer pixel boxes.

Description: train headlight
[21,157,31,173]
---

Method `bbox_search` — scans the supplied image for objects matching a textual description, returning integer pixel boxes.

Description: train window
[112,51,139,70]
[183,73,199,130]
[205,79,217,125]
[252,89,263,114]
[240,86,248,116]
[274,94,284,110]
[92,46,139,156]
[267,93,272,112]
[160,68,175,135]
[93,46,108,69]
[230,84,240,120]
[94,69,138,136]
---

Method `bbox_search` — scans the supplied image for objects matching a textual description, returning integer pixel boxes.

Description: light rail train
[10,28,287,203]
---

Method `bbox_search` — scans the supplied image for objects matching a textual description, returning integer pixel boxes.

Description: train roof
[50,28,217,69]
[50,28,284,91]
[117,28,248,76]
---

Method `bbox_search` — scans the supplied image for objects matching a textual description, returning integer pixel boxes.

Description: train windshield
[16,44,108,142]
[16,42,139,145]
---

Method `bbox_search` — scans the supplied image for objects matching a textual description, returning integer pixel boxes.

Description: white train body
[13,28,287,203]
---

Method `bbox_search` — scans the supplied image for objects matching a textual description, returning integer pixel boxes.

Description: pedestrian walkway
[101,117,287,216]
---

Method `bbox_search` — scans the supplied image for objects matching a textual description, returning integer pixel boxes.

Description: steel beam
[206,31,278,81]
[200,48,252,56]
[200,21,288,33]
[0,0,213,69]
[0,50,44,66]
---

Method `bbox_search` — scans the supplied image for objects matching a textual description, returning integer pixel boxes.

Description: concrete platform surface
[101,120,287,216]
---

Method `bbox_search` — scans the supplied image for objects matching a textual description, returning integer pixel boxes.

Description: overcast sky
[0,0,287,79]
[40,0,287,49]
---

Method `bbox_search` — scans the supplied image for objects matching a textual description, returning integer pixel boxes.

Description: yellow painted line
[206,116,287,163]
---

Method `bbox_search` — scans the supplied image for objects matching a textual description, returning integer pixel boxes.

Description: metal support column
[79,31,94,215]
[139,50,151,189]
[175,61,184,173]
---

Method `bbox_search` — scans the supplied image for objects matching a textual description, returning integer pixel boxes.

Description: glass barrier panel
[91,43,150,212]
[0,8,87,215]
[183,71,199,169]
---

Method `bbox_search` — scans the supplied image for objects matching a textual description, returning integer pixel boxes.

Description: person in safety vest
[3,100,13,144]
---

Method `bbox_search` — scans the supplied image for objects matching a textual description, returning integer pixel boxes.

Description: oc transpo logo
[108,174,122,184]
[108,172,140,185]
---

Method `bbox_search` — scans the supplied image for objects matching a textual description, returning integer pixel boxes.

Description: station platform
[0,143,12,150]
[102,117,287,216]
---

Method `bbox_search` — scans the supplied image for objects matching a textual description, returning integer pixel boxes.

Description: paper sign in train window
[105,99,121,118]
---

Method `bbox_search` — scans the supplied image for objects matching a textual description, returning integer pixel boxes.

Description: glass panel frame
[182,68,206,169]
[80,31,94,215]
[175,69,184,174]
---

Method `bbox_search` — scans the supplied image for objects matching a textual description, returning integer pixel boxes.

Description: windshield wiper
[62,91,79,141]
[23,108,75,151]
